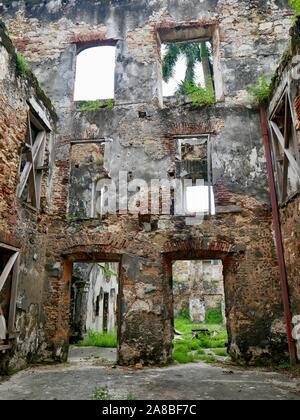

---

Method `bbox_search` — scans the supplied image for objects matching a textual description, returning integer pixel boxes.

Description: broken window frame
[16,106,49,211]
[0,242,20,350]
[268,85,300,204]
[174,134,215,217]
[157,24,224,105]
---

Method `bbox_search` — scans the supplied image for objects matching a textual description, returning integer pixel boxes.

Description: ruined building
[0,0,299,374]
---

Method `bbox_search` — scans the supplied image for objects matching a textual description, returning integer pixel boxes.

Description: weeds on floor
[127,393,136,400]
[173,317,228,364]
[78,329,117,348]
[213,348,228,357]
[92,387,112,400]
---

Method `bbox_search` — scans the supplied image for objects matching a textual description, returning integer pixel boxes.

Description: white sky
[186,186,216,215]
[74,46,116,101]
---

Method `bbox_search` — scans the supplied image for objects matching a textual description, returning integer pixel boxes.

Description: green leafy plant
[182,80,215,106]
[80,100,101,112]
[289,0,300,14]
[205,307,223,324]
[127,393,136,400]
[78,329,117,348]
[105,99,114,109]
[178,306,190,320]
[247,75,273,104]
[92,387,112,400]
[79,99,114,112]
[278,360,291,369]
[98,263,118,278]
[16,53,30,76]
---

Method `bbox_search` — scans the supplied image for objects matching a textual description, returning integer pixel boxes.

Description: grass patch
[173,317,228,364]
[197,354,216,364]
[92,387,112,400]
[213,348,228,357]
[127,393,136,400]
[78,329,117,348]
[205,307,223,324]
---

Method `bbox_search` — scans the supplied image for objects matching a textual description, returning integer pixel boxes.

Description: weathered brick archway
[44,247,123,363]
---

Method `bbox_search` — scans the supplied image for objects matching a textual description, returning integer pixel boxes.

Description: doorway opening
[172,259,228,364]
[69,261,119,364]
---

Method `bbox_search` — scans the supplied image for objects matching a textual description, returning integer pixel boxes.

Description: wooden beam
[0,252,19,292]
[270,122,300,178]
[0,243,20,253]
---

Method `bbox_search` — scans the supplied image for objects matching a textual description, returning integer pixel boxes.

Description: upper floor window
[74,46,116,101]
[158,24,223,105]
[176,136,216,216]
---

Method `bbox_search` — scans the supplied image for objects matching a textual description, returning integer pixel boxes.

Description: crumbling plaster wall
[0,20,56,373]
[0,0,295,366]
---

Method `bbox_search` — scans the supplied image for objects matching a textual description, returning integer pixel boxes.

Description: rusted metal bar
[260,103,297,366]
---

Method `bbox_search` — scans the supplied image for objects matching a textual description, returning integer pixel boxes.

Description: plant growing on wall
[182,80,215,106]
[247,75,273,104]
[289,0,300,14]
[16,53,30,76]
[80,99,114,111]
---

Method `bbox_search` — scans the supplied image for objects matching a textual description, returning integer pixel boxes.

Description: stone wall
[0,0,296,368]
[0,20,56,373]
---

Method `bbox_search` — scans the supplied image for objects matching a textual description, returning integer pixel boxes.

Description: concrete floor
[0,350,300,400]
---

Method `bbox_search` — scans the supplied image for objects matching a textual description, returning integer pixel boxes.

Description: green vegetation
[78,329,117,348]
[127,393,136,400]
[80,99,114,111]
[80,100,101,111]
[178,306,190,320]
[182,81,215,107]
[98,262,118,278]
[197,354,217,364]
[16,53,30,76]
[92,387,112,400]
[278,360,291,369]
[105,99,114,109]
[247,75,273,104]
[213,348,228,357]
[92,387,136,401]
[289,0,300,14]
[205,307,223,324]
[173,317,228,364]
